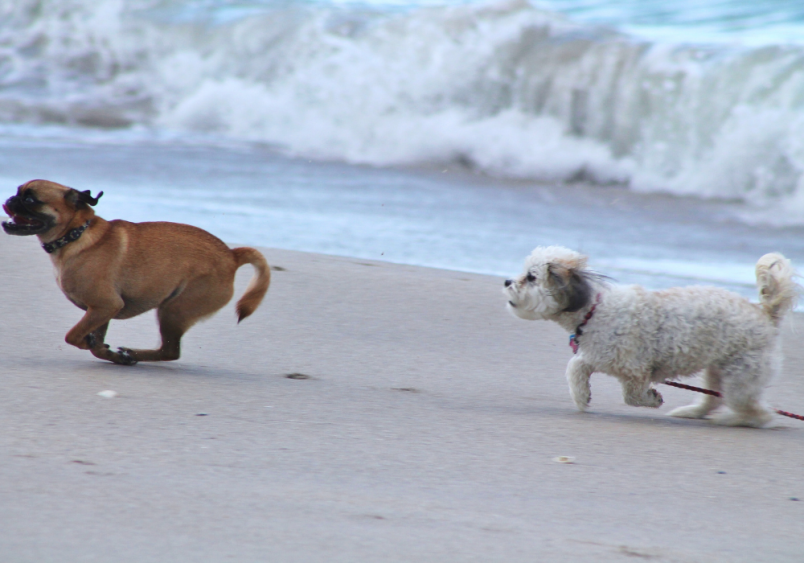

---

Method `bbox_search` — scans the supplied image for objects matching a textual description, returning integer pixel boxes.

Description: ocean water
[2,133,803,307]
[1,0,804,300]
[3,0,804,215]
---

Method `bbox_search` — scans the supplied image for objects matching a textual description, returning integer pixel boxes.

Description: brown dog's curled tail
[232,247,271,323]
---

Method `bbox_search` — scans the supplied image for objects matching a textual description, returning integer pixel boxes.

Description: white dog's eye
[526,273,536,282]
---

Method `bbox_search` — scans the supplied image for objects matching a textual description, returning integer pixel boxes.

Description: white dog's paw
[644,388,664,408]
[625,387,664,408]
[622,382,664,408]
[711,410,774,428]
[569,385,591,412]
[668,404,711,419]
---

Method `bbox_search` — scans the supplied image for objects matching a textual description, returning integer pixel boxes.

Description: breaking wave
[3,0,804,221]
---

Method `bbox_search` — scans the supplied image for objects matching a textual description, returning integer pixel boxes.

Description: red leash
[662,380,804,421]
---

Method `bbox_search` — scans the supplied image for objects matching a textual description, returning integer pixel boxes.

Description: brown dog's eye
[24,195,37,205]
[526,273,536,282]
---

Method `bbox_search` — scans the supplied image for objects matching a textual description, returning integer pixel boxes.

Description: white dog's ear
[546,262,594,313]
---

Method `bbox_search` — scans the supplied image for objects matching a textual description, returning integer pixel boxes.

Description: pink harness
[569,293,602,354]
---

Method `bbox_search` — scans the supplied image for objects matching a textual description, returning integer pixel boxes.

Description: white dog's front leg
[621,378,664,408]
[565,356,594,411]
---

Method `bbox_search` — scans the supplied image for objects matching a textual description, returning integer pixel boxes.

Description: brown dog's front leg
[65,306,121,350]
[79,319,139,366]
[86,322,109,351]
[91,345,138,366]
[84,322,128,365]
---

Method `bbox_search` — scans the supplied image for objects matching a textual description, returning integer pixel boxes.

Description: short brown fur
[3,179,270,365]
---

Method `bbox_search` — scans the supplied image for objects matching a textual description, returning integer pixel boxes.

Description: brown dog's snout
[3,196,20,217]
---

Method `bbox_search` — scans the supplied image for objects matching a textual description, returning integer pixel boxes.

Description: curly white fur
[504,246,800,428]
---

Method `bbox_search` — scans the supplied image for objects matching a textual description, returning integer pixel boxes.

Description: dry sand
[1,234,803,562]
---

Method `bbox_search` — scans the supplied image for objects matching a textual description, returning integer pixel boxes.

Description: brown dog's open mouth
[2,203,48,235]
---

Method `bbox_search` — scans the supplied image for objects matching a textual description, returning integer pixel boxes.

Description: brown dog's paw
[113,347,138,366]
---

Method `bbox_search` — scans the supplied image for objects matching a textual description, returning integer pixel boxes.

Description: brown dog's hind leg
[118,278,234,362]
[117,315,185,362]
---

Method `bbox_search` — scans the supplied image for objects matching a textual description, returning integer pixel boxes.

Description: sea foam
[2,0,804,223]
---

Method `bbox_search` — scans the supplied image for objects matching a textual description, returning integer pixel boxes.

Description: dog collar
[569,293,602,354]
[42,221,91,254]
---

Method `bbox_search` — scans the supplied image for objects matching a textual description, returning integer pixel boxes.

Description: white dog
[504,246,799,427]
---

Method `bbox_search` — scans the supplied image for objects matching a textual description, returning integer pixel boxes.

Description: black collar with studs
[42,221,91,254]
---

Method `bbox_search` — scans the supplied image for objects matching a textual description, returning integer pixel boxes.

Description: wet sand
[1,234,803,562]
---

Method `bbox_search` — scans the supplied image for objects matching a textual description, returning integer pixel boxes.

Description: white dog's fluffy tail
[756,253,799,324]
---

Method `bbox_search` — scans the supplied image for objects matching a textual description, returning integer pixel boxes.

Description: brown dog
[2,179,270,365]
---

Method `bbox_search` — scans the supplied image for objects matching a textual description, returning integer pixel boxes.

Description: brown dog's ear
[547,263,594,313]
[66,189,104,209]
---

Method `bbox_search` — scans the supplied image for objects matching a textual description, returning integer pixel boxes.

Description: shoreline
[3,135,804,309]
[1,234,803,562]
[2,124,804,227]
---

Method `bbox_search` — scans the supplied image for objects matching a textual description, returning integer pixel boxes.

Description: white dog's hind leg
[565,356,594,411]
[621,377,664,408]
[711,356,775,428]
[712,396,774,428]
[668,367,723,419]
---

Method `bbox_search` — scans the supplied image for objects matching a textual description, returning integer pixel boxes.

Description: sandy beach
[1,233,803,562]
[5,0,804,560]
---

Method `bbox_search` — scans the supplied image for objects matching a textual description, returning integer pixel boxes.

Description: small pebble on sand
[97,390,118,398]
[553,456,575,464]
